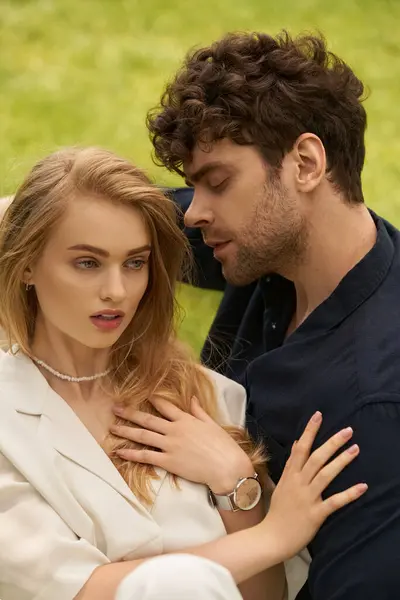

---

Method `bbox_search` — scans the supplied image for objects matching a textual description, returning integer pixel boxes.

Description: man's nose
[100,267,127,303]
[184,193,214,229]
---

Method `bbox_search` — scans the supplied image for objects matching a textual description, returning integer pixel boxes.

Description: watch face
[234,477,262,511]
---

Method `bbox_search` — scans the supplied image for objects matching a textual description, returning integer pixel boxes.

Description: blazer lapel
[0,400,96,542]
[2,351,166,520]
[40,384,168,517]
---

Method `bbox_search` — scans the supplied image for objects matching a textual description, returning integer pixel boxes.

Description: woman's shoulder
[0,350,14,401]
[0,350,40,416]
[0,348,26,383]
[0,195,13,219]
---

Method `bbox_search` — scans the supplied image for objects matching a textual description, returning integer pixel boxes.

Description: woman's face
[28,194,151,349]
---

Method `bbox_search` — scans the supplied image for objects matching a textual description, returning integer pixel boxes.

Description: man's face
[184,139,308,285]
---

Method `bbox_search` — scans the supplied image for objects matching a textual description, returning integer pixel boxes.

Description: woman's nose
[100,268,127,303]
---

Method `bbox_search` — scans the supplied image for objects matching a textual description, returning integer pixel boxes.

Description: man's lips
[205,240,232,259]
[204,239,231,249]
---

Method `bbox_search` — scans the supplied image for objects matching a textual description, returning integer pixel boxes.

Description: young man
[148,32,400,599]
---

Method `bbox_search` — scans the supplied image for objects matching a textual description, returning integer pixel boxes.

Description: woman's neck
[30,318,116,437]
[31,317,111,381]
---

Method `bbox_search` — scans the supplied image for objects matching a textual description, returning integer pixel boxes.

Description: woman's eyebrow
[67,244,152,257]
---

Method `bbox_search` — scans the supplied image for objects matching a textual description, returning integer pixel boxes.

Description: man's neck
[287,202,377,329]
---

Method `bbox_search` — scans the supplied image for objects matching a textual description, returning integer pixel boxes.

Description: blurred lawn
[1,0,400,354]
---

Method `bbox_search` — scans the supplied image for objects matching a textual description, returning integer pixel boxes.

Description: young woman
[0,147,367,600]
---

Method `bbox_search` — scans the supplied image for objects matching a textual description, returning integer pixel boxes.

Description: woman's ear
[22,266,34,287]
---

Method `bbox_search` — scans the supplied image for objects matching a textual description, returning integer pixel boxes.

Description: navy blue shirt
[170,187,400,599]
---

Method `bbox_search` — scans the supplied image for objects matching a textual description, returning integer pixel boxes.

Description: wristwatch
[208,472,262,512]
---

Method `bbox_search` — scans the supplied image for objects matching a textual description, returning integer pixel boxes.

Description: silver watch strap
[212,490,237,511]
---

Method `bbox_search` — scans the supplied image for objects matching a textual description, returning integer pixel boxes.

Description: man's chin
[221,263,258,287]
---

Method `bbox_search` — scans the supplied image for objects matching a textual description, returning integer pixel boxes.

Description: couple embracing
[0,30,399,600]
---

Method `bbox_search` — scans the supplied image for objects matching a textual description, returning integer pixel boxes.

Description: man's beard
[222,181,309,286]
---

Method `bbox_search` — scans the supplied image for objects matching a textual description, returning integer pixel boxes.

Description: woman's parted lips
[91,309,125,318]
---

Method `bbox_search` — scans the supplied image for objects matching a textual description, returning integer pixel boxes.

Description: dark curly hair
[147,31,367,203]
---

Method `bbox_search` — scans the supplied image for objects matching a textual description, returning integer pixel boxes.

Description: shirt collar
[260,212,396,340]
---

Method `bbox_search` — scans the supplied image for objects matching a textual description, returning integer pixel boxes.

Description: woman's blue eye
[74,258,146,271]
[126,258,146,270]
[75,258,98,269]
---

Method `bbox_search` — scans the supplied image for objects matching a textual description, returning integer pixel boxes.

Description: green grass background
[1,0,400,354]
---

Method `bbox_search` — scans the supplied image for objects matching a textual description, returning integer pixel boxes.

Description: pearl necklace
[32,357,111,383]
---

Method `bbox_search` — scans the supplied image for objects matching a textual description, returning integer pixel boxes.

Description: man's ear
[292,133,326,193]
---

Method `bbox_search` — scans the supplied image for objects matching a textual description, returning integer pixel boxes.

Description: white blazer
[0,350,309,600]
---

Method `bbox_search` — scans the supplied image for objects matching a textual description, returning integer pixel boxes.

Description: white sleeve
[0,452,109,600]
[204,368,247,428]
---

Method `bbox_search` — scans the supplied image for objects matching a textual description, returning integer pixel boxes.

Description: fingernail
[357,483,368,494]
[116,450,128,458]
[312,411,322,423]
[347,443,359,454]
[113,406,124,415]
[341,427,353,438]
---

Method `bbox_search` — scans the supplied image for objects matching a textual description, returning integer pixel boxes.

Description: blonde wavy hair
[0,147,266,503]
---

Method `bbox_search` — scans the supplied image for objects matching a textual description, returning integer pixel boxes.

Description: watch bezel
[233,474,263,511]
[209,473,262,512]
